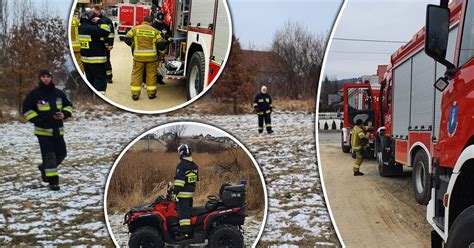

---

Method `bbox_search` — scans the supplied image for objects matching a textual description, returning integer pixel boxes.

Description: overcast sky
[32,0,73,19]
[324,0,441,80]
[153,124,227,138]
[228,0,342,49]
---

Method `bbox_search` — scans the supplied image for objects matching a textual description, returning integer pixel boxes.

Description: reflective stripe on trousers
[81,56,107,63]
[179,219,191,226]
[177,192,194,198]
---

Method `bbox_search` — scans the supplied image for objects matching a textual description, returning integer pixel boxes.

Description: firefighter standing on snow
[78,12,110,93]
[71,16,84,72]
[125,16,163,101]
[254,85,274,134]
[173,144,199,240]
[22,70,73,191]
[92,5,115,84]
[351,119,371,176]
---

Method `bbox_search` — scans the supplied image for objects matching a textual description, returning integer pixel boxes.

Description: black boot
[38,165,47,183]
[354,171,364,176]
[49,184,60,191]
[148,94,156,100]
[132,95,139,101]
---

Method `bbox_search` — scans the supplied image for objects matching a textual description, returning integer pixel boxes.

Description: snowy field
[0,110,338,246]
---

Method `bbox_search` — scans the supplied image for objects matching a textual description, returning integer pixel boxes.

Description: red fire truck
[340,82,381,156]
[374,0,474,245]
[155,0,231,100]
[117,4,151,40]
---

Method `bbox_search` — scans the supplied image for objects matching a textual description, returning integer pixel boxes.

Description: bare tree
[165,125,188,152]
[213,36,258,114]
[271,21,327,99]
[0,0,68,114]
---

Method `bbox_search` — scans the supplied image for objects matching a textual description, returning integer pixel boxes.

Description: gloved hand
[169,193,177,202]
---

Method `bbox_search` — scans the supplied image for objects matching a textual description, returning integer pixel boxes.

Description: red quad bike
[124,181,247,248]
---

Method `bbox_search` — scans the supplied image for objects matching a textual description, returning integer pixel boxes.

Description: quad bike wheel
[129,227,164,248]
[341,131,350,153]
[208,224,243,248]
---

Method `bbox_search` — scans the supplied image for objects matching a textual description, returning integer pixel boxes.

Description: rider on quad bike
[124,145,248,248]
[173,144,199,240]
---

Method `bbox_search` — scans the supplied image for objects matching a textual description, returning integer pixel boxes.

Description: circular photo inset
[69,1,232,113]
[104,122,267,247]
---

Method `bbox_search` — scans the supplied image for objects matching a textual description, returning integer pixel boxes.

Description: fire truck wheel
[208,224,243,248]
[129,226,164,248]
[446,205,474,248]
[341,132,350,153]
[412,150,431,205]
[186,51,205,101]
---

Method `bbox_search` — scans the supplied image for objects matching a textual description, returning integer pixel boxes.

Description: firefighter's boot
[38,164,47,183]
[354,170,364,176]
[49,184,60,191]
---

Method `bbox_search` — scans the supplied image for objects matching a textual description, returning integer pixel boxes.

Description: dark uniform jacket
[254,93,272,115]
[98,14,115,47]
[22,83,73,137]
[78,19,109,64]
[173,159,199,198]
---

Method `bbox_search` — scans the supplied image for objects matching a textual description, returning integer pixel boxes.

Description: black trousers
[106,50,113,82]
[84,63,107,91]
[176,197,193,233]
[258,114,272,133]
[37,135,67,185]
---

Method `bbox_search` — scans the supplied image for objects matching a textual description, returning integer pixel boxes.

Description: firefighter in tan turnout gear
[22,70,73,191]
[173,144,199,240]
[351,119,371,176]
[71,16,84,72]
[124,16,163,101]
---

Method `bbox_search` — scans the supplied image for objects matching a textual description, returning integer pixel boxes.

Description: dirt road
[319,131,431,247]
[104,39,187,112]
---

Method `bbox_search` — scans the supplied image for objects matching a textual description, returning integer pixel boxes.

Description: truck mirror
[434,77,449,92]
[425,5,455,69]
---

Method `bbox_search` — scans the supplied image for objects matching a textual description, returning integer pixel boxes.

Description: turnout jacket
[253,93,272,115]
[78,20,110,64]
[351,125,370,151]
[22,83,73,137]
[98,15,115,47]
[126,22,163,62]
[173,158,199,198]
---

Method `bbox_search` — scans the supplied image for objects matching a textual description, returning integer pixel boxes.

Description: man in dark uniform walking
[173,144,199,240]
[253,85,274,134]
[92,5,115,84]
[22,70,73,191]
[78,12,110,93]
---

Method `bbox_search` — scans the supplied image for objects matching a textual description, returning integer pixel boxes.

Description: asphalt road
[104,39,187,112]
[318,130,431,247]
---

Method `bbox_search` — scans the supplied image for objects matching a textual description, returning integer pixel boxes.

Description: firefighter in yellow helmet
[124,16,163,101]
[71,16,84,72]
[351,119,371,176]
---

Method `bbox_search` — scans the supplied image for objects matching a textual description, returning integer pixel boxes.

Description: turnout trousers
[131,61,157,97]
[74,52,84,73]
[352,150,364,172]
[37,136,67,185]
[83,62,107,92]
[176,197,193,234]
[106,50,113,83]
[258,113,272,133]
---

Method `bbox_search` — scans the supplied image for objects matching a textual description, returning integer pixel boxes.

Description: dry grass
[174,97,316,116]
[107,148,265,213]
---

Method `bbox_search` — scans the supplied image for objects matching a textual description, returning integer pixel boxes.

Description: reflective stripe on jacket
[126,22,162,62]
